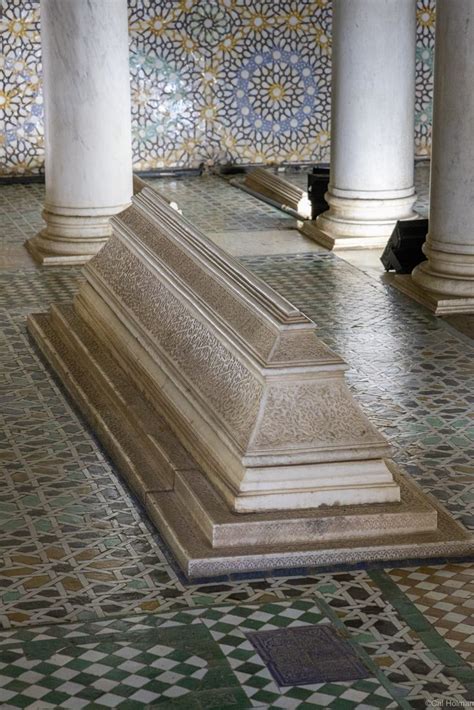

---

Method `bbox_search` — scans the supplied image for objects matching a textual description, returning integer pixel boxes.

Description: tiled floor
[0,165,473,708]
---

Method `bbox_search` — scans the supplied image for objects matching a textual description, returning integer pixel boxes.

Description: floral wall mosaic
[0,0,435,176]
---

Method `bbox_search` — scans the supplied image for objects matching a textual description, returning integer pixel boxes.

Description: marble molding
[27,188,472,576]
[132,174,148,195]
[25,0,133,265]
[242,168,311,219]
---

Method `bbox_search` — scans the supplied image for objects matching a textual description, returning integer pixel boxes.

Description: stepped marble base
[299,220,391,250]
[25,208,118,266]
[385,274,474,315]
[148,469,471,578]
[300,196,419,251]
[28,304,473,578]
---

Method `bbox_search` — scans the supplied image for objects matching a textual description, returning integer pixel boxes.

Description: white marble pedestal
[26,0,133,265]
[390,0,474,314]
[301,0,418,250]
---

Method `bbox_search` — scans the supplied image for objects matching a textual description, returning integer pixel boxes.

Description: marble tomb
[27,187,472,577]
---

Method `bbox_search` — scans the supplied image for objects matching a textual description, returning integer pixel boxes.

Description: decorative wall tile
[128,1,208,170]
[1,0,435,176]
[209,38,331,165]
[202,1,332,165]
[415,0,436,157]
[0,1,44,176]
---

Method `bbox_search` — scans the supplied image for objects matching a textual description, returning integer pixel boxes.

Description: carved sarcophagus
[64,187,400,511]
[28,187,472,576]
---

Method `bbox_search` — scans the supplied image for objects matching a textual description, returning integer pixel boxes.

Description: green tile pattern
[199,599,394,708]
[0,611,250,709]
[370,569,474,700]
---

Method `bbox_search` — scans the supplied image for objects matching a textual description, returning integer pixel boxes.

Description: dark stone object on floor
[381,218,428,273]
[246,623,370,686]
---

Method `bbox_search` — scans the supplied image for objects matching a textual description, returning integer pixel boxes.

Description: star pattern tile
[1,0,435,175]
[388,565,474,666]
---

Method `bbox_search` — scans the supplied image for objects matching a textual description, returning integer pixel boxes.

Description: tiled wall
[0,0,435,176]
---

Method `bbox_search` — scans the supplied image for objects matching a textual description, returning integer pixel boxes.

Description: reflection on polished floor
[0,165,473,708]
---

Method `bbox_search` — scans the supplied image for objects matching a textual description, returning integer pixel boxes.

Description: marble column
[26,0,133,265]
[302,0,418,250]
[404,0,474,314]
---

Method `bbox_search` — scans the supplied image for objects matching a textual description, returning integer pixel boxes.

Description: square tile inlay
[246,624,370,687]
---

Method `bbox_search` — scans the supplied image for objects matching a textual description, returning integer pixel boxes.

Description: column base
[25,233,108,266]
[25,207,129,265]
[385,273,474,315]
[300,193,419,250]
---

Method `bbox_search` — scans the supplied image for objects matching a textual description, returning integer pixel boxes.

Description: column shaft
[27,0,133,265]
[410,0,474,305]
[304,0,418,250]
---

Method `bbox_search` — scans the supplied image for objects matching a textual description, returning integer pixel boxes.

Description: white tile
[279,607,308,619]
[147,644,173,657]
[0,689,16,702]
[117,660,144,673]
[248,611,273,622]
[85,663,111,677]
[150,657,176,671]
[22,685,50,699]
[340,688,369,702]
[157,670,183,685]
[50,654,73,667]
[93,678,117,692]
[79,650,106,662]
[57,682,85,695]
[52,667,78,681]
[130,689,160,704]
[306,692,337,706]
[187,655,207,668]
[15,658,41,670]
[97,693,125,708]
[270,695,300,709]
[60,698,89,709]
